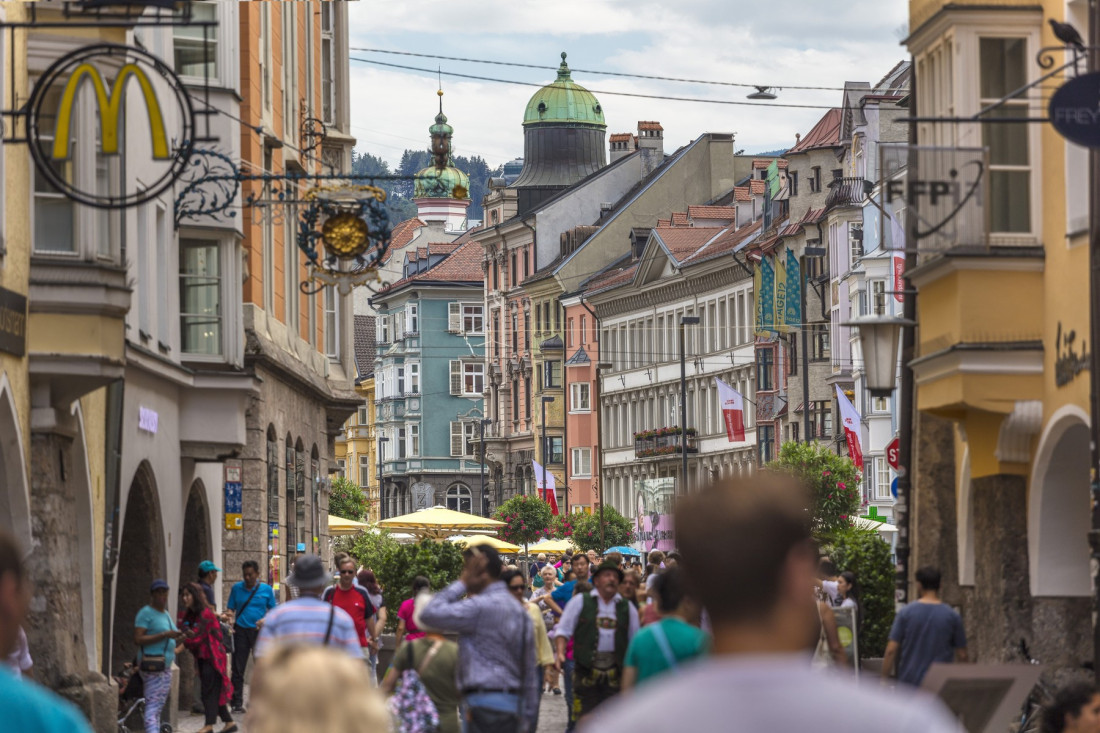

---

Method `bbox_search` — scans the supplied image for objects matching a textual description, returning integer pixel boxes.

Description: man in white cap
[254,554,362,659]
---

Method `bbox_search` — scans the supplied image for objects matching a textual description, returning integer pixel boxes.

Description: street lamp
[540,395,555,498]
[747,86,778,100]
[595,361,614,550]
[845,315,914,397]
[376,436,390,518]
[679,316,701,494]
[479,418,492,515]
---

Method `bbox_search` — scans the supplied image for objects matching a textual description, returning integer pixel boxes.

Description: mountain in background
[352,149,502,224]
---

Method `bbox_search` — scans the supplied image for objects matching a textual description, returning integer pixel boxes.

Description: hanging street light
[845,314,915,397]
[747,86,778,100]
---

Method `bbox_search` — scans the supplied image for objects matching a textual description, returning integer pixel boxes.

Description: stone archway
[111,462,166,672]
[1029,407,1091,597]
[0,375,31,549]
[177,480,211,711]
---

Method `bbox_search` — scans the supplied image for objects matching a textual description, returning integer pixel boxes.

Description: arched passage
[1029,407,1091,597]
[112,462,166,672]
[0,375,31,548]
[179,480,212,593]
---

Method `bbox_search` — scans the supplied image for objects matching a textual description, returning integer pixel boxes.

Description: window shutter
[450,360,462,395]
[450,421,463,456]
[449,302,461,332]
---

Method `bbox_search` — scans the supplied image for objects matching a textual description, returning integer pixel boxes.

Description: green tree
[571,506,635,553]
[493,495,554,549]
[346,531,464,630]
[825,526,896,658]
[328,476,368,521]
[768,441,862,539]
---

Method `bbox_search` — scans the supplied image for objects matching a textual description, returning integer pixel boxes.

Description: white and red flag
[715,378,746,442]
[835,385,863,471]
[533,459,560,515]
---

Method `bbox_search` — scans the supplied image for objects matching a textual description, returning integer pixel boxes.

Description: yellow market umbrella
[377,505,505,539]
[327,514,371,536]
[529,537,575,553]
[450,534,521,554]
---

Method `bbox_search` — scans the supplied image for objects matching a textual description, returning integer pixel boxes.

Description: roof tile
[687,205,738,221]
[638,121,663,131]
[788,108,843,153]
[752,159,788,169]
[750,180,766,195]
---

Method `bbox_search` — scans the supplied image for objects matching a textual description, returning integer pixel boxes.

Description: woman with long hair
[1041,683,1100,733]
[395,576,431,647]
[357,568,387,685]
[179,582,236,733]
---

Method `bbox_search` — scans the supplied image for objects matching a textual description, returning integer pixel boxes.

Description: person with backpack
[382,591,460,733]
[226,560,277,713]
[621,567,709,691]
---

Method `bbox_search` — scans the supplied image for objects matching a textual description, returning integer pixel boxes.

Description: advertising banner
[633,477,676,552]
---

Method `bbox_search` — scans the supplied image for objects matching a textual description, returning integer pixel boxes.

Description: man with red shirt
[322,557,376,659]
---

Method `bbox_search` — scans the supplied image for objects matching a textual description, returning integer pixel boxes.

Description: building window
[281,5,297,143]
[544,360,562,388]
[810,326,830,361]
[756,348,774,391]
[809,401,833,438]
[758,425,775,464]
[295,446,306,549]
[447,484,472,513]
[261,148,274,308]
[568,318,574,347]
[378,315,391,343]
[570,382,591,412]
[450,421,478,457]
[323,286,339,358]
[260,3,272,112]
[397,427,407,459]
[571,447,592,478]
[32,90,76,254]
[449,302,484,333]
[548,436,564,465]
[525,376,532,418]
[451,360,484,396]
[789,171,798,196]
[359,455,370,488]
[173,1,218,78]
[871,280,887,316]
[320,1,335,124]
[809,167,821,193]
[980,37,1031,234]
[357,405,367,424]
[849,225,864,269]
[336,458,345,479]
[876,457,892,500]
[407,303,419,334]
[179,239,222,355]
[512,382,520,422]
[873,396,889,413]
[511,311,518,353]
[523,249,530,278]
[397,366,405,395]
[788,335,798,376]
[511,252,517,287]
[266,430,279,521]
[408,424,419,457]
[408,362,420,394]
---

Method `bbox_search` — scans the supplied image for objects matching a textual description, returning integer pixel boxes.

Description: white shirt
[555,590,640,652]
[3,628,31,678]
[581,654,960,733]
[822,580,858,610]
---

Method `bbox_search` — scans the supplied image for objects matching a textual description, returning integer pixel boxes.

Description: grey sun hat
[286,554,328,589]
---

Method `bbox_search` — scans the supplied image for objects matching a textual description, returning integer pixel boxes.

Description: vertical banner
[892,253,906,303]
[775,254,787,333]
[835,385,864,471]
[757,255,776,336]
[715,378,746,442]
[785,248,801,328]
[533,459,560,515]
[224,461,242,530]
[753,261,763,335]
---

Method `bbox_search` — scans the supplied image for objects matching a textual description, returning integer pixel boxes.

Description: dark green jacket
[573,593,630,669]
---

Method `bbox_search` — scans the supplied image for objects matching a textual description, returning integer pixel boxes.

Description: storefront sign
[0,286,27,357]
[224,481,242,530]
[137,407,158,434]
[1050,72,1100,148]
[27,43,194,208]
[1055,322,1090,387]
[879,143,987,252]
[634,477,676,552]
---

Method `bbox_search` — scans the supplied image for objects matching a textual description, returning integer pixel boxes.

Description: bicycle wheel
[159,724,173,733]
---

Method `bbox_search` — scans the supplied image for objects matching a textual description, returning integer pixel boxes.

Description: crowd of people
[4,471,1100,732]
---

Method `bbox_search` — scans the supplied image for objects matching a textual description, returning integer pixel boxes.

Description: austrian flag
[835,385,864,471]
[715,378,746,442]
[532,459,560,515]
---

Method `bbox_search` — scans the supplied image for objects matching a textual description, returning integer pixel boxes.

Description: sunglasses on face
[509,584,525,592]
[339,570,356,575]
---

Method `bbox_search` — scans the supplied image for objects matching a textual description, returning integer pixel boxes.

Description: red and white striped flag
[715,378,746,442]
[533,459,560,515]
[835,385,863,471]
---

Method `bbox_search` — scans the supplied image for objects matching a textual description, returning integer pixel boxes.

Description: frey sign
[879,143,988,253]
[1049,72,1100,149]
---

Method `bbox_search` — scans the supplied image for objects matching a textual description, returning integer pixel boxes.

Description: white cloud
[346,0,909,168]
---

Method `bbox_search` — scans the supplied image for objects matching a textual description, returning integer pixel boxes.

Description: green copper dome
[523,53,606,128]
[414,99,471,200]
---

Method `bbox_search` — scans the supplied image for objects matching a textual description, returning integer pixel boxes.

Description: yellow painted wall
[910,0,1036,37]
[334,378,377,519]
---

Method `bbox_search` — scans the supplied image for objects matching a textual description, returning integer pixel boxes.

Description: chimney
[609,132,634,163]
[795,132,801,146]
[637,121,664,156]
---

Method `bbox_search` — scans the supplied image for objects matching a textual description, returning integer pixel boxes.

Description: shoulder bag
[138,610,173,673]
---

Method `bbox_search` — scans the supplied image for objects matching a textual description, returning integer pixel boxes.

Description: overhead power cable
[349,47,909,93]
[350,57,902,112]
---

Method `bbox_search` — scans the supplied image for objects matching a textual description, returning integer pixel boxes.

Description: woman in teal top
[134,579,183,733]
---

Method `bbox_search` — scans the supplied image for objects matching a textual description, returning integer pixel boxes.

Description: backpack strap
[417,640,444,676]
[650,622,678,671]
[323,601,336,646]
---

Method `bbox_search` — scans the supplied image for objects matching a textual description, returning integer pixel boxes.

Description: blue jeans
[462,692,522,733]
[562,658,575,732]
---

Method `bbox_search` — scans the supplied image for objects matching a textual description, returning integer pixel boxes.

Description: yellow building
[905,0,1090,669]
[336,314,379,519]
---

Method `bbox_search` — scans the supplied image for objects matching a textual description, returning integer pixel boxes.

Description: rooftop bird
[1049,18,1086,51]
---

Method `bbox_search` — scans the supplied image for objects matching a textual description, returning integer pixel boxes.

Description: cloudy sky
[346,0,909,169]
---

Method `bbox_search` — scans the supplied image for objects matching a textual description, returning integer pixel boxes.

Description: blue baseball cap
[149,579,169,592]
[199,560,221,574]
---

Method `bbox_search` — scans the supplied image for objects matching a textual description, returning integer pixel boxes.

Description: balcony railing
[633,426,698,459]
[825,177,866,208]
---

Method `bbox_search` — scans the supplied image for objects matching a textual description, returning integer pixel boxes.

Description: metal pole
[680,322,689,493]
[540,398,547,499]
[895,63,919,607]
[480,419,487,515]
[1089,2,1100,680]
[801,258,811,443]
[595,365,605,550]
